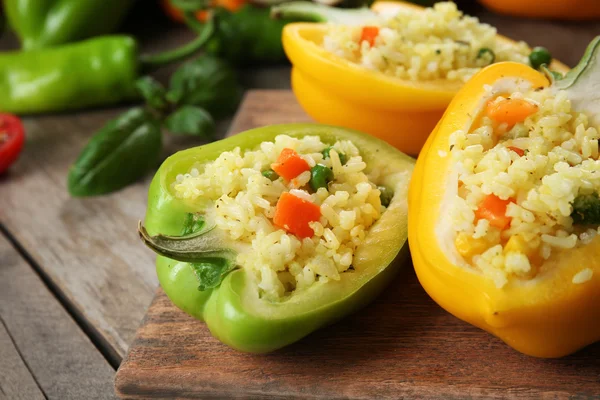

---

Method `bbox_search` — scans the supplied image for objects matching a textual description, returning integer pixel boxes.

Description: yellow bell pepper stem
[408,61,600,358]
[281,1,570,156]
[478,0,600,20]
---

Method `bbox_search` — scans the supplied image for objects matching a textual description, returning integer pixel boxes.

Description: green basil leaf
[68,108,162,197]
[190,258,235,291]
[182,213,205,236]
[168,55,243,118]
[135,76,170,113]
[165,105,215,137]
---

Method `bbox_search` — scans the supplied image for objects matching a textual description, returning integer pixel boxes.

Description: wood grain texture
[0,234,117,399]
[0,107,161,359]
[227,91,313,137]
[0,319,45,400]
[115,91,600,400]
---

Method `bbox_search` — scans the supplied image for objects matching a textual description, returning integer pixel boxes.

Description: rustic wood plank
[116,279,600,399]
[0,233,117,399]
[0,108,161,358]
[0,319,45,400]
[115,91,600,399]
[227,90,312,137]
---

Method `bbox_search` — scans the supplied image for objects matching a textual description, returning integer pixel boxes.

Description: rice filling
[173,135,389,300]
[446,85,599,288]
[322,2,531,83]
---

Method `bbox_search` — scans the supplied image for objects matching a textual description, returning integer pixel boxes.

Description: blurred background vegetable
[477,0,600,20]
[3,0,137,50]
[0,13,217,115]
[164,0,295,65]
[162,0,376,65]
[161,0,246,21]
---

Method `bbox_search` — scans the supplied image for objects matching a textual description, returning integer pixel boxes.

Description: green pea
[378,186,394,208]
[476,47,495,65]
[262,169,279,181]
[310,164,334,191]
[322,146,347,165]
[529,47,552,70]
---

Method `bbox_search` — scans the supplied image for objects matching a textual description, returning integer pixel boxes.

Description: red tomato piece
[0,114,25,174]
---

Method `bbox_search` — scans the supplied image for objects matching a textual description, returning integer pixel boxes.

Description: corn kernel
[504,235,542,277]
[455,232,489,259]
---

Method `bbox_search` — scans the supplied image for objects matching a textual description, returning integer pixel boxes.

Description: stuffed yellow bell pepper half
[409,37,600,357]
[275,1,569,155]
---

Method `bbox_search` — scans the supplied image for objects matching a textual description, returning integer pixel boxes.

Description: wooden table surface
[1,2,599,398]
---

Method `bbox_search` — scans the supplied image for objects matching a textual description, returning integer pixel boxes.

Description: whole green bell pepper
[206,5,291,65]
[3,0,136,50]
[174,2,297,66]
[0,17,216,115]
[138,123,414,352]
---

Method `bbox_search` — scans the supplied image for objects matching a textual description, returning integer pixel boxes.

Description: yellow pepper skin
[478,0,600,21]
[282,1,570,156]
[408,62,600,358]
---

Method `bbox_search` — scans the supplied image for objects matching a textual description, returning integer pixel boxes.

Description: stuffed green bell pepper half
[139,124,414,352]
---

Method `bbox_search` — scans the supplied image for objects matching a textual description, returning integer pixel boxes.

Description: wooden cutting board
[115,90,600,399]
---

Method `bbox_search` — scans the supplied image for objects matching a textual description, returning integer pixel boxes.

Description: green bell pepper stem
[4,0,136,50]
[549,35,600,127]
[143,123,414,352]
[139,15,217,73]
[138,221,237,265]
[182,10,208,34]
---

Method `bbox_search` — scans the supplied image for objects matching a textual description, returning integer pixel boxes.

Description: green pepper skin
[0,36,139,114]
[4,0,136,50]
[206,5,291,66]
[145,124,414,352]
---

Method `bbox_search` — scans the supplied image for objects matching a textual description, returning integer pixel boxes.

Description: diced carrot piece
[360,26,380,47]
[475,194,514,230]
[486,98,538,126]
[274,192,321,238]
[507,146,525,157]
[271,148,310,181]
